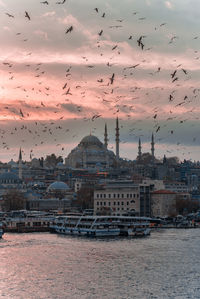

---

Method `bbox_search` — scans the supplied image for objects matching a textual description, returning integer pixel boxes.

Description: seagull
[94,8,98,13]
[40,1,49,4]
[65,26,73,34]
[5,13,14,18]
[25,11,31,20]
[110,73,115,84]
[56,0,66,3]
[98,30,103,36]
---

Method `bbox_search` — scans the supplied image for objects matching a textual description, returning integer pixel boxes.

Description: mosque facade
[65,119,120,169]
[65,117,156,170]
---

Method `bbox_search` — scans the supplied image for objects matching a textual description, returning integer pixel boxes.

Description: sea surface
[0,229,200,299]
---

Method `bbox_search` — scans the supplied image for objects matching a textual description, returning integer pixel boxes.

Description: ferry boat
[0,222,5,238]
[50,215,151,237]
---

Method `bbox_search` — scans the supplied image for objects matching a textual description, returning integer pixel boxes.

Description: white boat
[0,222,5,238]
[51,215,120,237]
[50,215,151,237]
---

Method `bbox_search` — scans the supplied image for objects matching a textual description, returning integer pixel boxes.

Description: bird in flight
[94,8,98,13]
[110,73,115,84]
[56,0,66,3]
[25,11,31,20]
[40,1,49,4]
[5,13,14,18]
[65,26,73,34]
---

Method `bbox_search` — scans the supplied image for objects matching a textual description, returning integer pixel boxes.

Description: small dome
[47,181,70,191]
[0,172,19,181]
[80,135,103,147]
[7,159,18,167]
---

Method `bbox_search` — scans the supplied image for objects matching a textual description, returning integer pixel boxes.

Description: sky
[0,0,200,162]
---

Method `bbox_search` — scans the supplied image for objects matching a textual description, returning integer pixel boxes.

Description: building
[65,119,120,169]
[151,190,177,217]
[93,180,140,216]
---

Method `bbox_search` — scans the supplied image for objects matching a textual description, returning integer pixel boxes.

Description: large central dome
[80,135,103,148]
[65,134,116,169]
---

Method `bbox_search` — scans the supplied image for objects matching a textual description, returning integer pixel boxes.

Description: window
[121,202,124,205]
[100,202,102,206]
[117,194,120,198]
[113,194,116,198]
[127,202,129,205]
[100,194,102,198]
[104,202,106,206]
[108,194,111,198]
[97,194,99,198]
[97,202,99,206]
[118,202,120,206]
[108,202,111,206]
[104,194,106,198]
[127,194,129,198]
[121,194,124,198]
[114,202,116,205]
[130,194,132,198]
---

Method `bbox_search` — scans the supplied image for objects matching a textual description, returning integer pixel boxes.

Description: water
[0,229,199,299]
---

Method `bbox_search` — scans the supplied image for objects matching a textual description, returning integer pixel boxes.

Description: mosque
[65,117,156,169]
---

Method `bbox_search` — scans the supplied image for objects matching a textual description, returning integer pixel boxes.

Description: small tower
[18,148,22,179]
[151,133,155,163]
[138,138,142,161]
[115,117,120,162]
[104,123,108,149]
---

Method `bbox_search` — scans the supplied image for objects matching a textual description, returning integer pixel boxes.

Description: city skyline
[1,0,200,162]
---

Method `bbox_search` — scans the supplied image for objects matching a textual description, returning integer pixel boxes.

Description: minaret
[138,138,142,161]
[18,148,22,179]
[151,133,155,163]
[115,117,120,162]
[104,124,108,149]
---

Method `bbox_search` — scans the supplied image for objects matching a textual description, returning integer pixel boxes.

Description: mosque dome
[0,172,21,184]
[80,135,103,148]
[65,134,116,169]
[47,181,70,192]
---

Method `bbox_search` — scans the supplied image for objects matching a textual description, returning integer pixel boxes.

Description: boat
[50,215,120,237]
[50,215,151,237]
[0,222,5,238]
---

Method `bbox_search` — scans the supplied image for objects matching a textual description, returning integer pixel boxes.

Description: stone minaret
[151,133,155,163]
[18,148,22,179]
[138,138,142,161]
[115,117,120,162]
[104,124,108,149]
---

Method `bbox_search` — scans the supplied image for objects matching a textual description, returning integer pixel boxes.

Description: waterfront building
[93,180,140,216]
[151,190,177,217]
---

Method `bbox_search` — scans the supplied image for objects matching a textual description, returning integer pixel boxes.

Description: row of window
[96,200,135,206]
[95,193,138,199]
[97,207,128,211]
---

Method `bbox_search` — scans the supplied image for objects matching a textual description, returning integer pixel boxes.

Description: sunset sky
[0,0,200,162]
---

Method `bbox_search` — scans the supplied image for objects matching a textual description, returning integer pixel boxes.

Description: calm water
[0,229,200,299]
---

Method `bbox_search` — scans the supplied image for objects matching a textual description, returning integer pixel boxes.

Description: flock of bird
[1,0,200,160]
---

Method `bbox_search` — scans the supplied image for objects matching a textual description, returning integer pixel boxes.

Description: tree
[2,189,27,212]
[76,187,94,211]
[175,196,199,215]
